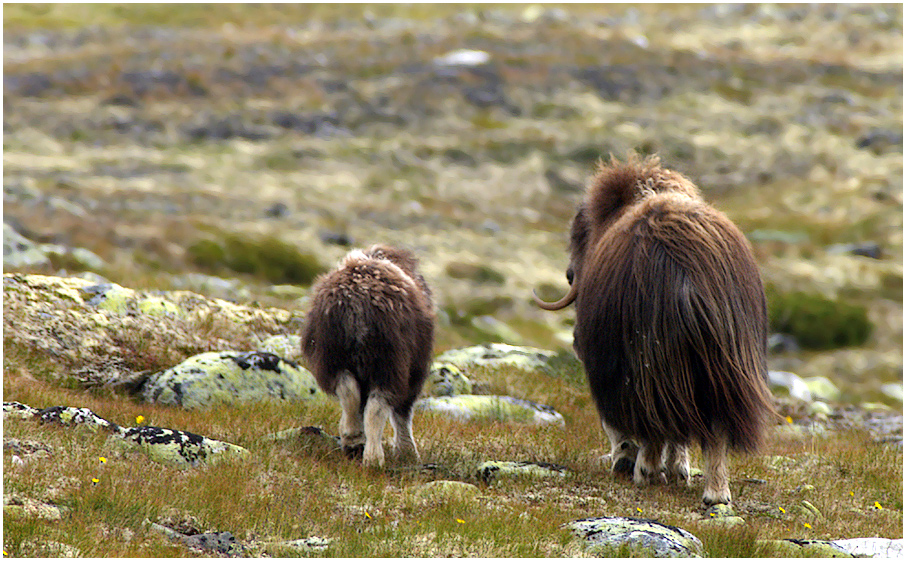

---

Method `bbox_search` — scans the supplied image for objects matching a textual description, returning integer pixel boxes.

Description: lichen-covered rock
[566,516,703,557]
[477,460,570,483]
[794,500,824,521]
[701,504,745,526]
[4,494,66,521]
[115,426,249,469]
[880,382,903,403]
[425,362,472,397]
[761,539,853,557]
[3,223,50,268]
[3,273,306,387]
[37,405,123,434]
[8,401,248,469]
[416,395,564,426]
[257,334,303,362]
[768,370,813,402]
[803,376,843,403]
[262,537,332,555]
[141,351,321,409]
[3,401,39,419]
[434,343,555,373]
[831,538,904,558]
[148,521,245,556]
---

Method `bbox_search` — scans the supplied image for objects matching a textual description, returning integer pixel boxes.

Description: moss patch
[767,286,873,350]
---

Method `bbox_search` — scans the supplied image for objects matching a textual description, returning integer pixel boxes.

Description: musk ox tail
[579,192,775,454]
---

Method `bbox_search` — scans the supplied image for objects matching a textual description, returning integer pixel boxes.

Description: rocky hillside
[3,4,902,558]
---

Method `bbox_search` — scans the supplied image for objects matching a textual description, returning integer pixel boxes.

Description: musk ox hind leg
[702,436,731,506]
[601,419,639,477]
[335,372,365,458]
[633,440,668,486]
[363,392,392,467]
[664,442,691,487]
[390,406,420,464]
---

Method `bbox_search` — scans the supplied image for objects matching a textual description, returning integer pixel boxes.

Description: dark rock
[182,532,243,556]
[856,129,903,154]
[576,65,644,101]
[827,242,883,259]
[319,230,354,247]
[264,202,290,219]
[101,93,140,107]
[270,111,341,134]
[545,167,584,193]
[183,116,272,141]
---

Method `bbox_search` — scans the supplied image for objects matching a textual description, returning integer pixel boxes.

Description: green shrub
[766,286,873,350]
[188,234,326,286]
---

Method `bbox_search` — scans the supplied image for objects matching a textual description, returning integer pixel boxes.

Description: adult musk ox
[301,244,435,467]
[534,155,775,506]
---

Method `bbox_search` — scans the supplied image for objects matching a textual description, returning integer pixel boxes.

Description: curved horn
[532,282,578,311]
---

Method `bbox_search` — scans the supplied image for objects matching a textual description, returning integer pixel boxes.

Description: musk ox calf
[301,244,435,467]
[535,155,775,506]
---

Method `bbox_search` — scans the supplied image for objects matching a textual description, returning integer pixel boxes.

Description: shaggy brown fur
[301,244,435,467]
[535,155,775,505]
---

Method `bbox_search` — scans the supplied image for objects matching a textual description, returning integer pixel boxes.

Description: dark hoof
[343,444,364,459]
[613,456,635,476]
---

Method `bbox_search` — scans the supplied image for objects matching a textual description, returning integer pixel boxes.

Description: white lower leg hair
[362,393,392,467]
[335,373,364,447]
[391,410,419,461]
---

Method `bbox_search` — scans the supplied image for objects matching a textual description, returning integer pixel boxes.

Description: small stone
[433,49,490,67]
[803,376,842,403]
[263,537,332,555]
[807,401,833,416]
[477,460,569,484]
[767,370,812,402]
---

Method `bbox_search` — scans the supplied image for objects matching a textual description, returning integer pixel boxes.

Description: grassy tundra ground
[3,3,903,557]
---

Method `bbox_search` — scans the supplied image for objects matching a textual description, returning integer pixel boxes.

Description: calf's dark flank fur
[301,244,434,467]
[535,154,775,505]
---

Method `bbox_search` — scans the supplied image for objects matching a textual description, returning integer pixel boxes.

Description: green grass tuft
[188,234,326,286]
[767,286,873,350]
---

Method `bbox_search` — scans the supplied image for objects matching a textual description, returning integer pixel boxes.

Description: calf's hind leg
[362,392,391,467]
[390,404,420,464]
[335,372,365,458]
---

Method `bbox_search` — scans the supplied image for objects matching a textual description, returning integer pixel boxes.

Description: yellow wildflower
[456,518,465,524]
[804,522,812,529]
[364,511,372,519]
[636,507,643,514]
[785,416,793,424]
[136,415,145,425]
[874,502,883,510]
[91,477,100,485]
[779,506,786,514]
[99,456,107,464]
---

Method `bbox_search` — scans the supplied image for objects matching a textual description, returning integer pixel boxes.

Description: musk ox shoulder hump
[586,155,701,230]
